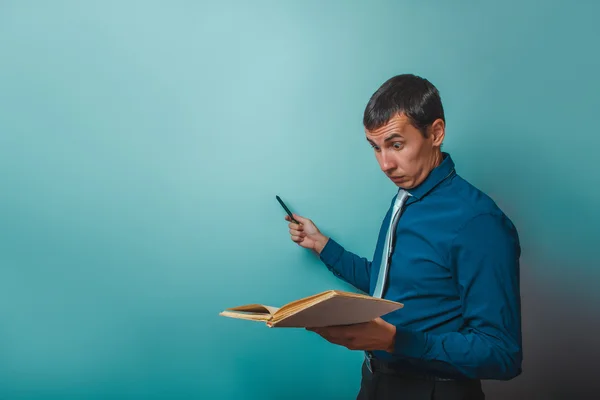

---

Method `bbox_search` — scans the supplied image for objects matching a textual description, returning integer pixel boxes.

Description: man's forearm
[390,326,522,380]
[317,237,372,293]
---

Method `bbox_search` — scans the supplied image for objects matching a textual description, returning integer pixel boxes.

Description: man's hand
[306,318,396,352]
[285,214,329,254]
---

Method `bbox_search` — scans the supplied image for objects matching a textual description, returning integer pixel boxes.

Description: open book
[219,290,403,328]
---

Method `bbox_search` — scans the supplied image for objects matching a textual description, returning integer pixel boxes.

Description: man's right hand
[285,214,329,254]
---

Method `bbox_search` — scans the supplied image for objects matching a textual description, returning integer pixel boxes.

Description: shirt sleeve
[318,238,371,294]
[391,213,523,380]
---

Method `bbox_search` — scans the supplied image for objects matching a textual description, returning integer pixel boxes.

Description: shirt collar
[405,152,456,200]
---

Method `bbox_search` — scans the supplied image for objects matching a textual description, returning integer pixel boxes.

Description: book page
[224,304,279,315]
[270,294,402,328]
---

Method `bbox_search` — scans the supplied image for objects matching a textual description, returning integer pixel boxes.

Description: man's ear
[430,119,445,147]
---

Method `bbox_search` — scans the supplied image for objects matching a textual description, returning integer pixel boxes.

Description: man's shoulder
[444,175,521,259]
[451,175,502,212]
[443,174,515,229]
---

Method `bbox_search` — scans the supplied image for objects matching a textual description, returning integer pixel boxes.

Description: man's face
[365,113,444,189]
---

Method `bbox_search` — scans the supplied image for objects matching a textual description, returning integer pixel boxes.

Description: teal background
[1,1,598,399]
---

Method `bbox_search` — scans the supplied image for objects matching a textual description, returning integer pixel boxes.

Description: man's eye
[371,145,380,151]
[392,142,403,150]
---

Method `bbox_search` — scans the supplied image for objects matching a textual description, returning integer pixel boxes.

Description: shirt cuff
[393,326,429,359]
[318,237,344,266]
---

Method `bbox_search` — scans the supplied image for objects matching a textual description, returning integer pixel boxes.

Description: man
[284,74,522,400]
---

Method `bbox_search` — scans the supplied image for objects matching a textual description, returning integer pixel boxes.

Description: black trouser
[356,361,485,400]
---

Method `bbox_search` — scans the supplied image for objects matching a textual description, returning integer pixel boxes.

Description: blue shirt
[319,152,522,380]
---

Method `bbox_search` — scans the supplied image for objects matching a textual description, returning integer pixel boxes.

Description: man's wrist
[313,234,329,254]
[384,322,397,353]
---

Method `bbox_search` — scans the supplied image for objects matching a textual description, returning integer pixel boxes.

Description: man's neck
[430,150,443,171]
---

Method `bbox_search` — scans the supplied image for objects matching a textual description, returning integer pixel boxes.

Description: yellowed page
[224,304,279,315]
[219,303,280,323]
[219,310,272,322]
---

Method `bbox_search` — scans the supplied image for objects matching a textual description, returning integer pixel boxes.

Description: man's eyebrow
[366,133,403,144]
[384,133,403,141]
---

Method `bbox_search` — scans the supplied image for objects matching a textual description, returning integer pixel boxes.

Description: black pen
[276,195,299,224]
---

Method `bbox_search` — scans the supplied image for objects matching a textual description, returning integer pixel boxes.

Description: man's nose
[380,152,396,172]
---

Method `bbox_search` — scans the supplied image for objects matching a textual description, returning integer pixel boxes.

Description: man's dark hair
[363,74,445,137]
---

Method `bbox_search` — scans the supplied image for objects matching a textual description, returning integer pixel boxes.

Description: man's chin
[391,178,412,189]
[390,177,405,184]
